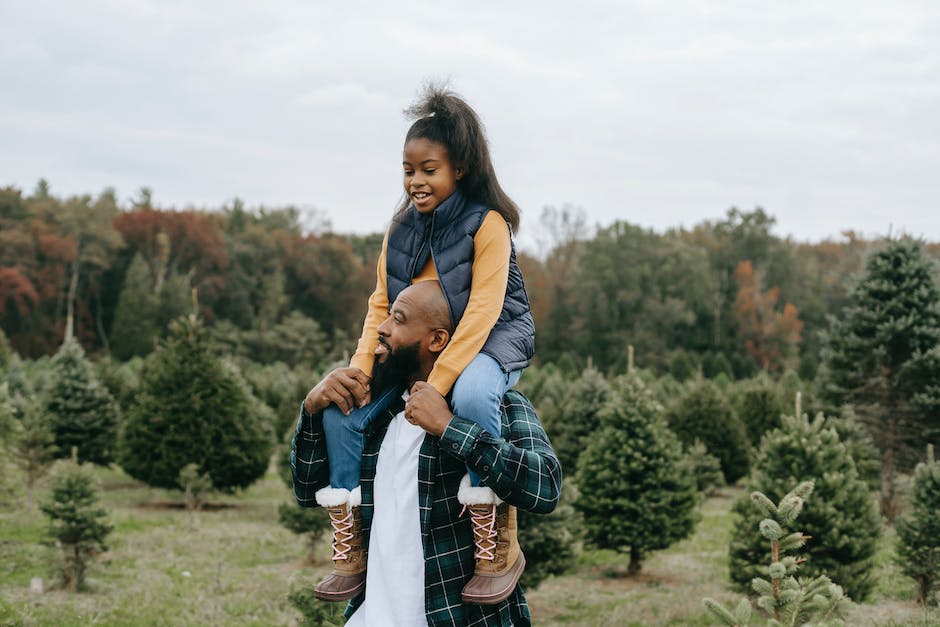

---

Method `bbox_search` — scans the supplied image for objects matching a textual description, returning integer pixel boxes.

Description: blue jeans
[323,353,522,490]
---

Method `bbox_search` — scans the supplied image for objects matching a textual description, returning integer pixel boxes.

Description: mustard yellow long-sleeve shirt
[349,211,511,396]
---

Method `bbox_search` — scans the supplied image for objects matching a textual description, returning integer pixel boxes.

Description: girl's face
[402,138,461,214]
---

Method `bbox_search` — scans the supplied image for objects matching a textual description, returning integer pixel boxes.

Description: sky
[1,0,938,249]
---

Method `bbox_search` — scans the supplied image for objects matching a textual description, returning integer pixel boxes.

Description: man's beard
[371,340,421,394]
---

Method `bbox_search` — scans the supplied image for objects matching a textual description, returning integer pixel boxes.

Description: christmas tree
[729,406,880,601]
[119,315,274,491]
[44,339,119,465]
[896,444,940,605]
[40,460,113,592]
[705,481,852,626]
[821,239,940,519]
[576,375,698,575]
[666,379,751,484]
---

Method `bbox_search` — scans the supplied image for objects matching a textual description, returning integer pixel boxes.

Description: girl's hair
[396,83,521,232]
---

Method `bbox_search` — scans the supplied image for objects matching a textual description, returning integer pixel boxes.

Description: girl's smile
[402,138,461,214]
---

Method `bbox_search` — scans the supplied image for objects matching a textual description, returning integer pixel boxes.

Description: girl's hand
[404,381,452,437]
[304,367,371,416]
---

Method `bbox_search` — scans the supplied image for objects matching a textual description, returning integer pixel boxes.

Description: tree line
[3,181,939,379]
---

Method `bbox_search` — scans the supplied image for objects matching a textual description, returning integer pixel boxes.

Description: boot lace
[330,509,355,561]
[462,505,498,561]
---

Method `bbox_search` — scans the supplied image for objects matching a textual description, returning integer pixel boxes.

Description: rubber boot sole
[461,552,526,605]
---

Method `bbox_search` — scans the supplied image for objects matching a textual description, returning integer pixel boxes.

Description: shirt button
[483,465,489,471]
[452,443,459,449]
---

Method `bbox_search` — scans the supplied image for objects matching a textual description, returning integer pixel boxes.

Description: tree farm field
[1,468,934,626]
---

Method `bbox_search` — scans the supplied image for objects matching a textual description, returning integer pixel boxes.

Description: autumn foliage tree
[733,261,803,372]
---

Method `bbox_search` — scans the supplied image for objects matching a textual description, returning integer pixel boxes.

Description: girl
[312,84,535,606]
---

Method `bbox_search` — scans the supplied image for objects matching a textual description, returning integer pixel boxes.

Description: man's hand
[404,381,453,437]
[304,367,371,416]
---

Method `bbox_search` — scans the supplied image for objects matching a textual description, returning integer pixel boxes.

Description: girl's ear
[455,166,464,180]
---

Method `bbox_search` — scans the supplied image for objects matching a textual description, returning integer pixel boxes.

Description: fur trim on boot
[315,486,350,508]
[457,474,503,506]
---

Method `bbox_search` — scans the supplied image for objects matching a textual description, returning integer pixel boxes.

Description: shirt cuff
[439,415,485,461]
[296,403,324,442]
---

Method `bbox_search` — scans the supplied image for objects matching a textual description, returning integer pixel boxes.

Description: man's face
[373,288,435,389]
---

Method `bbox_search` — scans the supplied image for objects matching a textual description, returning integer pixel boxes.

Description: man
[291,281,561,626]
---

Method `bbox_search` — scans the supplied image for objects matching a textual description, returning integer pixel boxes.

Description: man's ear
[427,328,451,354]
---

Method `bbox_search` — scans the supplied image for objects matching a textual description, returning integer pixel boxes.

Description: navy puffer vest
[386,189,535,372]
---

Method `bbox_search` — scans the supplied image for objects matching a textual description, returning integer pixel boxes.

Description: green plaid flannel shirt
[290,389,562,627]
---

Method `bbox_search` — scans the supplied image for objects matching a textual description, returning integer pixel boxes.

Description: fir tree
[110,253,160,360]
[44,339,119,465]
[575,376,699,575]
[540,367,614,474]
[732,375,787,447]
[705,481,852,626]
[666,379,751,483]
[827,405,881,493]
[40,460,113,592]
[681,438,725,495]
[821,239,940,519]
[10,398,57,507]
[896,444,940,606]
[729,410,881,601]
[119,315,274,491]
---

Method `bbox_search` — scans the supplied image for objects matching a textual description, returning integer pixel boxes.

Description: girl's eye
[424,169,436,175]
[404,170,413,176]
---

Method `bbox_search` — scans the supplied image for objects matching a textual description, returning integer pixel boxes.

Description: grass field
[1,467,937,626]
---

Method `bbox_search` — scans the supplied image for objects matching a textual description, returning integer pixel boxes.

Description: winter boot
[457,475,526,605]
[313,486,366,602]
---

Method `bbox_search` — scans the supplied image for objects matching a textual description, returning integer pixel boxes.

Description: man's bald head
[372,281,454,388]
[406,280,454,334]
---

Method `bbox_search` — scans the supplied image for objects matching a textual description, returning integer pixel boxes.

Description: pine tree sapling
[681,438,725,496]
[667,379,751,484]
[827,405,881,493]
[40,461,113,592]
[540,367,614,474]
[896,444,940,606]
[576,376,698,575]
[729,412,880,601]
[44,339,119,465]
[705,481,853,626]
[11,398,57,507]
[120,316,274,491]
[732,376,787,447]
[179,463,213,511]
[287,574,346,626]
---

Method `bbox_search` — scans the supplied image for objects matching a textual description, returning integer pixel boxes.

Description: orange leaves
[0,267,40,316]
[733,260,803,372]
[113,208,229,295]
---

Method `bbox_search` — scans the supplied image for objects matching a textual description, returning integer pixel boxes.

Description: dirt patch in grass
[100,480,146,491]
[133,500,251,512]
[592,567,684,587]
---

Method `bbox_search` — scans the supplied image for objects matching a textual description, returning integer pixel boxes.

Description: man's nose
[377,316,391,335]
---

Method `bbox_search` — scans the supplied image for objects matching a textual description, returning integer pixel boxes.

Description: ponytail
[396,82,521,233]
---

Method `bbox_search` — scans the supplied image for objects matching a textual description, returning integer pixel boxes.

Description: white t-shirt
[347,396,427,627]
